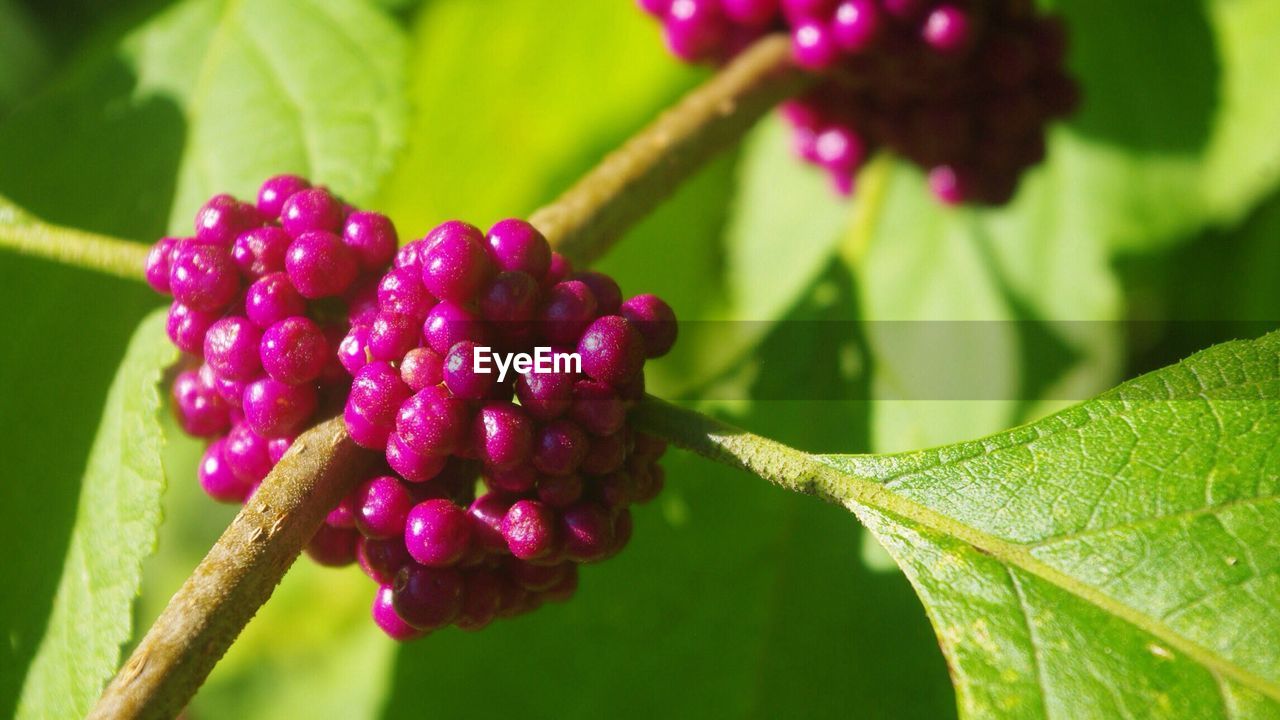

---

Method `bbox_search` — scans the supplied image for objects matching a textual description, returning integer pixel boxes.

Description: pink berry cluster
[145,175,398,505]
[639,0,1080,205]
[335,217,676,639]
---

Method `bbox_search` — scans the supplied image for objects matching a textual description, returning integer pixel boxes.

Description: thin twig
[530,34,809,266]
[91,33,805,720]
[0,200,150,280]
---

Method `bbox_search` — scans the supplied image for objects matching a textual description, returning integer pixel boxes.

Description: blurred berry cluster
[640,0,1080,204]
[145,178,678,640]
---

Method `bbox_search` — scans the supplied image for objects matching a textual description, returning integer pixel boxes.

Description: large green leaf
[813,330,1280,718]
[13,309,174,719]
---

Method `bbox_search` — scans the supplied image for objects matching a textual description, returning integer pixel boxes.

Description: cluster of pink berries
[335,217,676,638]
[144,176,397,504]
[144,178,678,640]
[639,0,1080,205]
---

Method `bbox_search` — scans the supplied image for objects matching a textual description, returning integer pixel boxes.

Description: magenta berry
[620,294,678,358]
[501,500,559,561]
[203,317,262,382]
[195,194,260,247]
[172,369,229,437]
[532,419,589,476]
[420,220,493,303]
[306,524,358,567]
[356,475,415,540]
[349,361,412,427]
[560,502,615,563]
[244,272,305,328]
[485,219,551,277]
[792,21,839,69]
[256,174,310,218]
[515,368,575,421]
[377,267,435,320]
[281,187,343,235]
[386,432,449,482]
[422,300,488,355]
[393,564,464,630]
[326,494,357,529]
[722,0,777,26]
[199,440,251,503]
[400,347,444,391]
[285,231,359,298]
[664,0,729,62]
[259,317,328,385]
[472,402,534,471]
[468,493,513,553]
[368,311,420,362]
[145,237,179,293]
[372,584,423,641]
[571,271,621,315]
[231,226,290,278]
[343,211,398,271]
[243,377,318,438]
[536,473,583,508]
[455,569,501,631]
[345,402,394,449]
[443,341,496,400]
[578,315,645,386]
[922,5,973,55]
[832,0,880,51]
[396,385,471,456]
[571,378,627,437]
[405,499,473,567]
[539,280,598,346]
[267,436,294,464]
[479,271,540,329]
[484,464,537,494]
[543,252,573,288]
[170,243,239,312]
[223,423,272,484]
[338,325,372,376]
[166,301,218,354]
[358,536,412,584]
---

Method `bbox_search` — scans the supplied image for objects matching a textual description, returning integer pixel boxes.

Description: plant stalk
[91,33,804,720]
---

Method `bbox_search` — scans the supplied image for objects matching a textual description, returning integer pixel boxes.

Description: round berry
[172,369,229,437]
[422,300,489,355]
[281,187,344,235]
[257,174,310,219]
[365,311,417,363]
[561,502,615,563]
[338,324,372,376]
[244,272,306,328]
[166,301,218,354]
[377,267,435,320]
[443,341,496,400]
[169,243,239,312]
[386,432,449,483]
[781,0,836,21]
[345,278,381,326]
[515,368,575,421]
[543,252,573,288]
[509,558,570,592]
[358,536,413,584]
[349,361,412,427]
[501,499,559,561]
[578,315,646,386]
[306,524,358,567]
[195,194,260,247]
[536,473,583,508]
[396,385,471,456]
[267,436,294,464]
[792,21,838,69]
[203,316,262,382]
[620,294,678,358]
[231,226,291,278]
[664,0,730,61]
[199,440,251,503]
[721,0,778,26]
[224,423,272,484]
[539,280,598,346]
[260,317,328,385]
[455,569,501,631]
[212,373,248,408]
[532,419,589,476]
[581,431,627,475]
[928,164,972,205]
[372,584,423,641]
[405,499,473,567]
[326,493,357,529]
[420,220,493,303]
[570,380,626,436]
[342,211,398,271]
[479,271,540,329]
[285,231,358,298]
[571,271,622,315]
[145,237,180,293]
[242,377,318,438]
[393,238,428,275]
[467,493,512,553]
[393,563,464,630]
[345,402,393,449]
[922,5,973,55]
[832,0,880,50]
[400,347,444,391]
[472,402,534,471]
[485,219,551,277]
[356,475,415,540]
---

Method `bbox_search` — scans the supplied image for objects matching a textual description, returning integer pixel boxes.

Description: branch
[0,198,149,280]
[91,33,805,720]
[530,34,808,266]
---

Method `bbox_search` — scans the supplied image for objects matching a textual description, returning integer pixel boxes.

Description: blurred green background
[1,0,1278,718]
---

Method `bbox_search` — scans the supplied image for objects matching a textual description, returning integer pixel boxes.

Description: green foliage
[14,309,175,719]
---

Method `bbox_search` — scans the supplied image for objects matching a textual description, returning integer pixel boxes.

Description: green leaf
[776,329,1280,718]
[0,0,51,116]
[14,308,175,720]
